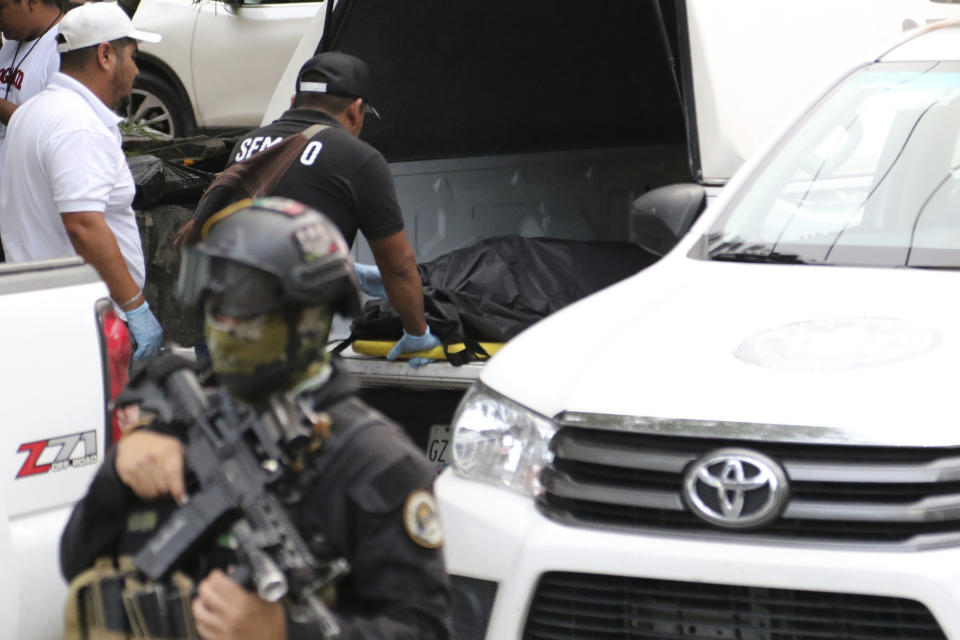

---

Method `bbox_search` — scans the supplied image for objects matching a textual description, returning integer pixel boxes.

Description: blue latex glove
[354,263,387,298]
[387,327,441,369]
[126,300,164,362]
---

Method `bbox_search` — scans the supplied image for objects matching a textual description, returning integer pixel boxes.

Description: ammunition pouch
[65,557,199,640]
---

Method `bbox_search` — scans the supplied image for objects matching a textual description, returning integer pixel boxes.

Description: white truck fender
[0,494,20,637]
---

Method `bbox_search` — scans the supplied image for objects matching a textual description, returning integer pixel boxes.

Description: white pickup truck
[0,258,129,640]
[6,1,960,638]
[437,15,960,640]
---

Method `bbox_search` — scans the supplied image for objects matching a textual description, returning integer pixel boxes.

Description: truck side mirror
[629,183,707,256]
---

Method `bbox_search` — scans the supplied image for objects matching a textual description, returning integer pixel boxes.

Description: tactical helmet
[177,197,361,319]
[176,197,361,402]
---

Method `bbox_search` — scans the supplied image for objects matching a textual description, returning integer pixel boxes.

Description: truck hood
[482,258,960,446]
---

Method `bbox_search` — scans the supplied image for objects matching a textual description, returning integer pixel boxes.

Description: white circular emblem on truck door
[735,317,939,372]
[683,449,788,528]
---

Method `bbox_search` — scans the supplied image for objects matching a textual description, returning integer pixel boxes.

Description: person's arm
[352,153,433,340]
[61,211,164,360]
[60,211,141,308]
[318,502,449,640]
[368,230,427,336]
[287,425,450,640]
[60,428,184,581]
[0,99,18,125]
[60,447,135,581]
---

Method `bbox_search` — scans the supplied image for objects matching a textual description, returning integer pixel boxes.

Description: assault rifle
[116,355,348,639]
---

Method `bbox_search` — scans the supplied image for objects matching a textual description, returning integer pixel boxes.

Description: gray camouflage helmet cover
[177,197,361,319]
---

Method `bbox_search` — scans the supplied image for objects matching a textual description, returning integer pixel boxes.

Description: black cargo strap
[330,336,352,356]
[444,338,490,367]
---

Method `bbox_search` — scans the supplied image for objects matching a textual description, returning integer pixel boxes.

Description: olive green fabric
[205,305,333,402]
[64,558,128,640]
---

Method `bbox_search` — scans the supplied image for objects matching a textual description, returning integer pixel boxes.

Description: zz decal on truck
[16,430,98,479]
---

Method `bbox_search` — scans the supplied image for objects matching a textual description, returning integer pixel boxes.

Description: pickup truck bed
[332,145,689,461]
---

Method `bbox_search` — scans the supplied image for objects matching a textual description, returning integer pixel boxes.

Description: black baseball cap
[296,51,381,119]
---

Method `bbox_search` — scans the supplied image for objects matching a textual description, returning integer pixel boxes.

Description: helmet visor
[178,247,283,318]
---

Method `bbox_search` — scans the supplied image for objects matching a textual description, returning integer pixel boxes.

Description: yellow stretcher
[351,340,504,360]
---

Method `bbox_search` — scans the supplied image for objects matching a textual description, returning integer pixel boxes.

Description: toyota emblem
[683,448,788,529]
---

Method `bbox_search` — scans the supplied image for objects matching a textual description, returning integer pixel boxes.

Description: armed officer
[59,197,451,640]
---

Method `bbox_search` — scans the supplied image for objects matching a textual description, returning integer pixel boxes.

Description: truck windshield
[704,61,960,268]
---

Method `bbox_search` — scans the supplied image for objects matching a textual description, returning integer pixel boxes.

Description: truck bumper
[336,347,484,390]
[436,471,960,639]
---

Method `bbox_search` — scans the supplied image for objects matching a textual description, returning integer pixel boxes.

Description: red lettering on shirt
[0,68,24,91]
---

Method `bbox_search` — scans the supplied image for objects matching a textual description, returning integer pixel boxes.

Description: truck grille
[522,572,946,639]
[537,425,960,546]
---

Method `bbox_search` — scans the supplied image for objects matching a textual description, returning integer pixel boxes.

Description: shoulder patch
[403,490,444,549]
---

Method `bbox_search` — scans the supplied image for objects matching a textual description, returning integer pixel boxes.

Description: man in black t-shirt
[227,52,440,365]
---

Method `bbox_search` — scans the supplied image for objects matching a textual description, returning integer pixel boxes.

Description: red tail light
[96,298,132,444]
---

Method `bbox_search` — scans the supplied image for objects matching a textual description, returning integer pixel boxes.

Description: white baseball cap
[56,2,161,53]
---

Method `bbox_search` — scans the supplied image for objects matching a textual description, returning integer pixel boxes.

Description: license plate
[426,424,452,474]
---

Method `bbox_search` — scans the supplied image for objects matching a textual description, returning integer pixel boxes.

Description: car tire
[127,70,193,139]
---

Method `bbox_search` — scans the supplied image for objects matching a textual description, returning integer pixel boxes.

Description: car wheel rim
[126,88,176,138]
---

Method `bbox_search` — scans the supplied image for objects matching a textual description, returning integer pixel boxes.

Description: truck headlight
[450,383,557,495]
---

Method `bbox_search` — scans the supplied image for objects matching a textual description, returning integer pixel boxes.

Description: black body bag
[339,236,659,365]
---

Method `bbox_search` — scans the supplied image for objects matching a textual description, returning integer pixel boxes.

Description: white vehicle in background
[124,0,327,137]
[437,17,960,640]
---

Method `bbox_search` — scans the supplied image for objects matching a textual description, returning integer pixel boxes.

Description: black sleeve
[59,417,186,582]
[351,153,405,241]
[289,424,451,640]
[59,447,135,581]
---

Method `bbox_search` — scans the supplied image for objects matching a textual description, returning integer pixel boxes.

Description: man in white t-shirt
[0,1,164,362]
[0,0,63,177]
